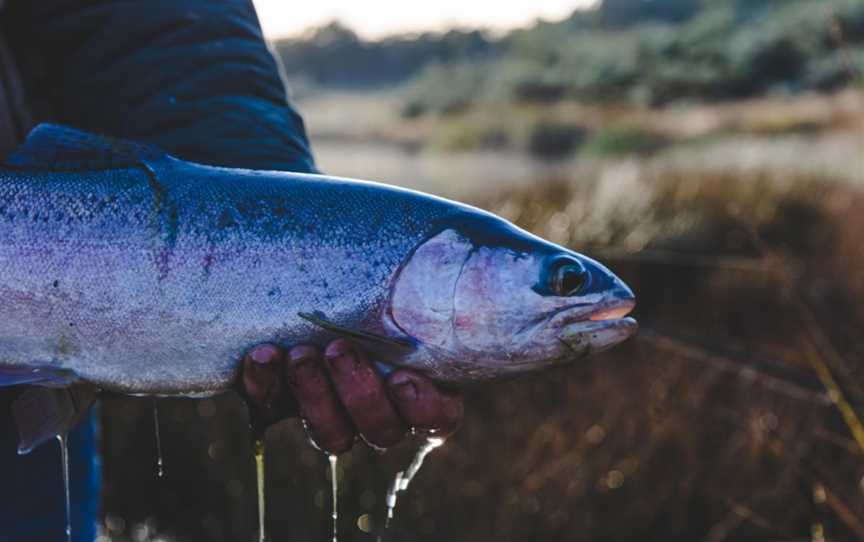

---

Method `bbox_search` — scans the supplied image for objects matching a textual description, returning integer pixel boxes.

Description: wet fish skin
[0,125,636,395]
[0,134,449,394]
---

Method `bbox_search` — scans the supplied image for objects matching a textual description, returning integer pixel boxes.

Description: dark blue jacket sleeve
[0,4,317,541]
[4,0,317,173]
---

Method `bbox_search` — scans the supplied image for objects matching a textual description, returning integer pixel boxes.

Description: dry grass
[299,88,864,150]
[97,92,864,541]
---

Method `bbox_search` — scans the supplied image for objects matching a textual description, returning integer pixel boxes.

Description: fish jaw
[558,316,638,357]
[557,296,638,357]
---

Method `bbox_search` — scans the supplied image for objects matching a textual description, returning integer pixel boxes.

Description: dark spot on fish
[145,167,165,214]
[156,248,173,280]
[202,254,215,276]
[273,201,289,216]
[142,164,179,278]
[218,210,235,229]
[168,206,179,241]
[52,280,59,288]
[267,287,281,298]
[93,199,106,213]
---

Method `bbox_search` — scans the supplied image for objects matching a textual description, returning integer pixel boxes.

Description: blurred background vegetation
[101,0,864,541]
[277,0,864,108]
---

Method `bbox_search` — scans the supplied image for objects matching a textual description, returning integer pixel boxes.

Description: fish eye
[550,258,589,297]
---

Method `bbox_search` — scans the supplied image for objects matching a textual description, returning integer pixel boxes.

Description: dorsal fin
[3,123,165,171]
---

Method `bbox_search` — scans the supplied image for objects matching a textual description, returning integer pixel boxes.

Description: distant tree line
[275,0,864,109]
[275,22,500,88]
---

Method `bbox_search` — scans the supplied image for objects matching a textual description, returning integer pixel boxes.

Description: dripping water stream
[379,436,446,541]
[57,434,72,542]
[254,439,267,542]
[152,399,164,478]
[329,454,339,542]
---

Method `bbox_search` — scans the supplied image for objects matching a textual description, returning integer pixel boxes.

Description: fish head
[386,212,637,382]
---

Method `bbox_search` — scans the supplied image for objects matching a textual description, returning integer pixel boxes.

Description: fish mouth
[589,298,636,322]
[550,297,636,327]
[554,298,638,357]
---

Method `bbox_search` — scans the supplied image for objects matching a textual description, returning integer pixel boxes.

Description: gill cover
[389,229,473,349]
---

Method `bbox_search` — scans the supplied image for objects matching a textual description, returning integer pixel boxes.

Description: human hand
[240,340,463,453]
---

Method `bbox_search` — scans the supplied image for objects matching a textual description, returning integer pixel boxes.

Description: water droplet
[300,418,323,451]
[379,436,446,540]
[329,454,339,542]
[152,399,164,478]
[254,439,267,542]
[57,434,72,542]
[357,513,373,533]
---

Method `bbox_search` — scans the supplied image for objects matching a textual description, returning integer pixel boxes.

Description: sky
[251,0,598,40]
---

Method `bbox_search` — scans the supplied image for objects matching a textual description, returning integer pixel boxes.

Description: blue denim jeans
[0,391,99,542]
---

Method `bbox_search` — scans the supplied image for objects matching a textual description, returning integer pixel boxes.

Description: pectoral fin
[0,366,79,387]
[12,384,98,455]
[298,311,417,360]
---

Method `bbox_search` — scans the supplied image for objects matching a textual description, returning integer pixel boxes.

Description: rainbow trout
[0,124,636,415]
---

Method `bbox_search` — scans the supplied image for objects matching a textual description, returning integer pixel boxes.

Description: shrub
[582,126,669,156]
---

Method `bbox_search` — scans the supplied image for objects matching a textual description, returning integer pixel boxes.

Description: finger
[241,344,286,425]
[324,340,407,449]
[387,370,464,437]
[285,345,355,454]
